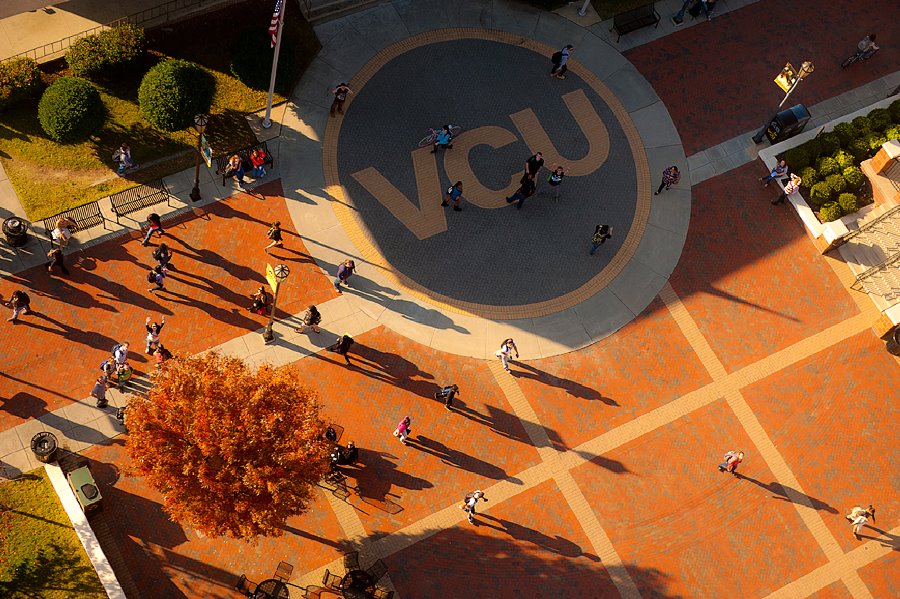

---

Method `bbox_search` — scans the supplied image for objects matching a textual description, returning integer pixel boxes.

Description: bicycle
[417,124,462,148]
[841,46,879,68]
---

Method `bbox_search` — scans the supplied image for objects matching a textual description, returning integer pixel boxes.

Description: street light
[189,113,209,202]
[262,264,290,342]
[752,61,814,144]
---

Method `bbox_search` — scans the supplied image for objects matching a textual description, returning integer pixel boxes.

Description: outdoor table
[340,570,374,599]
[254,578,290,599]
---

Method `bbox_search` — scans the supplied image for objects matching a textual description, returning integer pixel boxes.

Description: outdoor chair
[235,574,258,596]
[342,550,360,572]
[274,561,294,582]
[322,569,342,589]
[373,589,395,599]
[365,559,388,582]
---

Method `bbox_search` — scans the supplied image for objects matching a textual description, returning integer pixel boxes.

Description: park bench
[214,141,274,186]
[109,179,172,223]
[42,202,107,236]
[609,2,660,42]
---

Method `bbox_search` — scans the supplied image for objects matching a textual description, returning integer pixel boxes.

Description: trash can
[67,465,102,513]
[2,217,30,247]
[31,432,59,464]
[765,104,811,144]
[887,328,900,356]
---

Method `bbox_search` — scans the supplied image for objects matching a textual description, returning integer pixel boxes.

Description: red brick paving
[857,552,900,598]
[742,330,900,555]
[514,297,711,450]
[668,163,859,373]
[808,581,854,599]
[625,0,900,154]
[0,180,337,432]
[570,399,829,597]
[385,479,622,598]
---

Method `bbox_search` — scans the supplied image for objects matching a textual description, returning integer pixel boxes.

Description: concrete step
[307,0,381,22]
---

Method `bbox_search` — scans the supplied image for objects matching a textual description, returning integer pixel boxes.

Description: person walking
[145,316,166,354]
[525,152,544,181]
[495,338,519,372]
[393,415,412,445]
[505,175,537,210]
[760,159,788,187]
[46,247,70,276]
[330,333,354,364]
[147,265,166,293]
[850,510,871,540]
[91,375,108,408]
[295,304,322,334]
[547,165,567,200]
[330,83,353,117]
[845,505,876,524]
[461,490,488,524]
[590,224,613,255]
[442,181,464,212]
[717,450,744,476]
[772,173,802,205]
[153,243,176,271]
[142,213,163,246]
[550,45,573,79]
[113,342,129,366]
[431,125,454,153]
[334,259,356,292]
[654,166,681,195]
[5,290,32,322]
[435,384,459,410]
[264,221,284,254]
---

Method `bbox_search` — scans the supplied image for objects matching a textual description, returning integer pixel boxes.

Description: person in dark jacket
[435,384,459,410]
[334,259,355,292]
[329,334,354,364]
[295,305,322,333]
[46,247,70,275]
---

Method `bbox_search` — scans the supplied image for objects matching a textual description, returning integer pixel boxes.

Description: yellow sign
[774,63,796,93]
[265,263,279,294]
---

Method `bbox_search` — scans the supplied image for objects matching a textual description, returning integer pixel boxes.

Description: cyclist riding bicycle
[857,34,879,57]
[431,125,454,153]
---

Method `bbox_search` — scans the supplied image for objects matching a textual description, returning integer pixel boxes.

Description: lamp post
[752,61,814,144]
[262,264,290,342]
[189,113,209,202]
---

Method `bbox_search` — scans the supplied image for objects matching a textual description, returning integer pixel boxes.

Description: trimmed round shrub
[851,116,872,134]
[825,173,846,195]
[799,166,819,187]
[847,138,869,161]
[838,192,858,215]
[833,122,856,148]
[229,30,295,93]
[890,99,900,123]
[864,133,887,155]
[818,132,841,156]
[67,24,145,78]
[816,156,839,177]
[884,125,900,143]
[784,146,810,171]
[138,59,214,132]
[819,202,843,222]
[832,150,854,169]
[37,76,104,143]
[800,138,823,161]
[842,166,865,190]
[867,108,892,132]
[0,57,42,112]
[809,181,832,206]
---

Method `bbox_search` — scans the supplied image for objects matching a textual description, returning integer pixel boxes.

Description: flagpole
[262,0,286,129]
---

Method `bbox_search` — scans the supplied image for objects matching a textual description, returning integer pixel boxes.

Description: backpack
[147,271,157,283]
[551,50,563,64]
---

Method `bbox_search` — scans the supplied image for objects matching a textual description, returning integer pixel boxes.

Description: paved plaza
[1,0,899,598]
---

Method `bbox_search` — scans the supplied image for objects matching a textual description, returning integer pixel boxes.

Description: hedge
[798,166,819,187]
[867,108,892,132]
[229,30,295,93]
[842,166,865,190]
[808,182,832,206]
[885,125,900,143]
[819,202,843,222]
[66,24,145,77]
[890,99,900,123]
[817,156,839,177]
[825,173,846,195]
[37,76,104,143]
[0,57,42,112]
[818,132,841,156]
[864,133,887,154]
[833,122,855,147]
[851,116,872,133]
[784,146,810,171]
[838,193,858,215]
[138,59,214,132]
[847,138,869,161]
[833,150,854,169]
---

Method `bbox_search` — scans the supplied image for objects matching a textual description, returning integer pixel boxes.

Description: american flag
[268,0,282,48]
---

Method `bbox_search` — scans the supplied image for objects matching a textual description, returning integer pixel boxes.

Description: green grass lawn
[0,0,319,221]
[0,468,107,598]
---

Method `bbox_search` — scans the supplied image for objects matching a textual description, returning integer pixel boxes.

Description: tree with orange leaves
[125,351,332,539]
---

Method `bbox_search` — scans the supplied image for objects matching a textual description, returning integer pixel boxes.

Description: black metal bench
[42,202,107,235]
[109,180,171,223]
[609,2,660,42]
[214,141,274,186]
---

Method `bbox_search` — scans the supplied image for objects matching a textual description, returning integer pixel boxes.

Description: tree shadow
[512,361,617,405]
[345,449,434,505]
[0,541,107,597]
[405,435,512,481]
[736,473,838,513]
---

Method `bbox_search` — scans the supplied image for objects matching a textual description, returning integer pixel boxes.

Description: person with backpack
[91,375,108,408]
[435,384,459,410]
[46,247,69,276]
[5,290,31,322]
[147,265,166,293]
[153,243,176,271]
[264,221,284,254]
[495,338,519,372]
[461,490,488,524]
[112,143,137,175]
[590,224,613,255]
[442,181,463,212]
[295,304,322,333]
[333,259,355,292]
[505,174,537,210]
[329,333,355,364]
[142,213,163,246]
[550,45,574,79]
[145,316,166,354]
[330,82,353,117]
[112,343,129,366]
[393,415,412,445]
